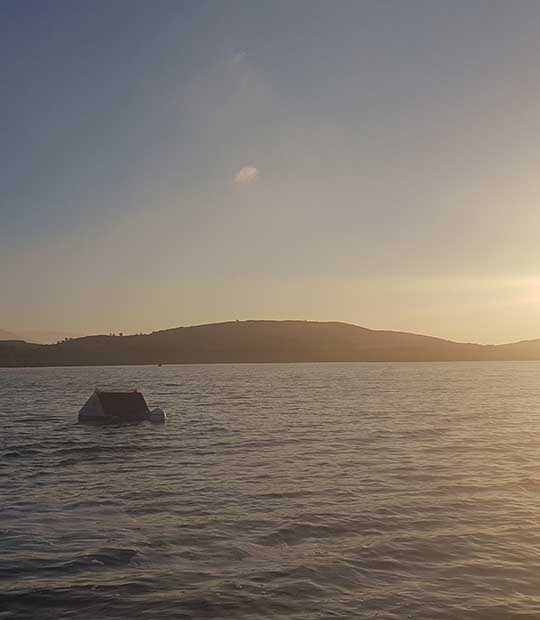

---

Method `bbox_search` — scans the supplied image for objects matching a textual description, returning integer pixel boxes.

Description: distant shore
[2,320,540,368]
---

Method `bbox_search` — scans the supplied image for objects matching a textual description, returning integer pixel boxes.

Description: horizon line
[3,318,539,349]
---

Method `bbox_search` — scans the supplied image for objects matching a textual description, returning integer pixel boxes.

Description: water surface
[2,362,540,619]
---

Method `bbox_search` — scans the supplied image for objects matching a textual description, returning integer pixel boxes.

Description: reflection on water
[2,362,540,619]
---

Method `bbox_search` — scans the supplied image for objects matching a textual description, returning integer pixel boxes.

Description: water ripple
[2,362,540,618]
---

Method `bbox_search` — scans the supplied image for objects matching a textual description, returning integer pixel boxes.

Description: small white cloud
[232,50,246,64]
[234,166,259,184]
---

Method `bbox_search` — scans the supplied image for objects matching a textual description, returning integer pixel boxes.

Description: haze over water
[3,362,540,619]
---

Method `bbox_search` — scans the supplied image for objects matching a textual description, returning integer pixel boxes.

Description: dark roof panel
[97,391,149,420]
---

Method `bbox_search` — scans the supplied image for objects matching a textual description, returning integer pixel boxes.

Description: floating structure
[78,389,166,424]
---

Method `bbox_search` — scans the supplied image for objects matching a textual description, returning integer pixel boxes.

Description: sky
[2,0,540,344]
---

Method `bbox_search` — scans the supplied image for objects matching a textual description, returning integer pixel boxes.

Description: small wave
[257,521,351,546]
[0,548,139,579]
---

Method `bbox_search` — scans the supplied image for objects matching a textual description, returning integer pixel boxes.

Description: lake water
[2,362,540,619]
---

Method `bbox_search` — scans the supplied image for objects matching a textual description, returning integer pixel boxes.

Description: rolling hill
[0,329,86,344]
[0,329,24,341]
[1,320,540,367]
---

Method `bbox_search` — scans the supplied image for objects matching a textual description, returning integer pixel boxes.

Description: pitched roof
[96,390,149,419]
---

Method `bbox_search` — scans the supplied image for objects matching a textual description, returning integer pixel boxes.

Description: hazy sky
[2,0,540,343]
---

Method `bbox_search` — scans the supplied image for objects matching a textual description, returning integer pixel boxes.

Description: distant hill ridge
[0,329,89,345]
[0,329,26,342]
[2,319,540,367]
